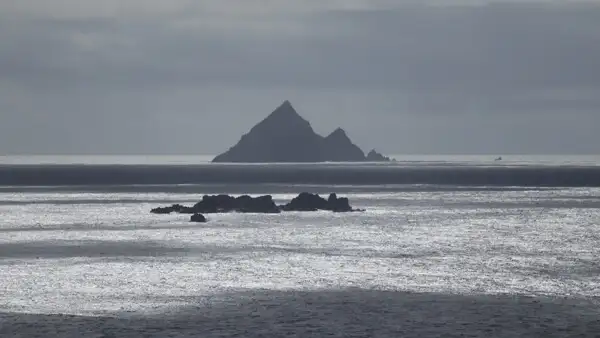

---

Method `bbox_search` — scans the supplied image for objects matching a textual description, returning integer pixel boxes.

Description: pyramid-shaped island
[212,101,393,163]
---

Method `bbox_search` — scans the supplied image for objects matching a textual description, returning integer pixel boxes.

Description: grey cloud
[1,2,599,154]
[5,3,600,91]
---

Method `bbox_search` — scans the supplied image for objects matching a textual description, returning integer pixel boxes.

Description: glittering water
[1,184,599,337]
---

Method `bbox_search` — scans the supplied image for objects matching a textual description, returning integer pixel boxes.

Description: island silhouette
[212,100,392,163]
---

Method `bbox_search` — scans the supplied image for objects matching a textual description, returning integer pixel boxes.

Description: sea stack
[366,149,394,162]
[212,101,392,163]
[322,128,366,162]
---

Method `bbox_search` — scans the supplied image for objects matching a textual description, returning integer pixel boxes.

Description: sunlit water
[1,183,600,337]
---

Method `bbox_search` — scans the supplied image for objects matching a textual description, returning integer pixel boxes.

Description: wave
[1,163,600,187]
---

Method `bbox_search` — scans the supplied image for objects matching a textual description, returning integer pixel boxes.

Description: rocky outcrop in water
[212,100,391,163]
[190,213,207,223]
[150,206,174,214]
[193,194,281,214]
[322,128,366,162]
[280,192,357,212]
[151,204,195,214]
[150,192,362,220]
[366,149,394,162]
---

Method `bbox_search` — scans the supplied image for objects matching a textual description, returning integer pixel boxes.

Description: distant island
[212,101,393,163]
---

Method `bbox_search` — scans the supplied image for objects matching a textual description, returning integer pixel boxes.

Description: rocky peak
[366,149,393,162]
[266,100,302,121]
[211,100,393,163]
[322,127,366,161]
[251,100,312,135]
[325,128,351,141]
[212,101,323,163]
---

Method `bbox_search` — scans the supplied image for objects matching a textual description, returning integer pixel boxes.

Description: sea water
[1,156,599,337]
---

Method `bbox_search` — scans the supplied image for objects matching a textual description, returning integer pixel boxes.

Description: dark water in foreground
[2,289,599,337]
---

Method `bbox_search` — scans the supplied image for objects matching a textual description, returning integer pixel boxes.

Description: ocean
[1,155,599,337]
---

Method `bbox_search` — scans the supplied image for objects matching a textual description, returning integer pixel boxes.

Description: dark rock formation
[150,204,195,214]
[280,192,327,211]
[322,128,366,162]
[327,193,353,212]
[190,213,207,222]
[150,206,174,214]
[151,195,279,215]
[212,100,391,163]
[177,206,197,214]
[281,192,356,212]
[193,194,281,214]
[212,101,325,163]
[150,192,362,216]
[234,195,281,213]
[366,149,393,162]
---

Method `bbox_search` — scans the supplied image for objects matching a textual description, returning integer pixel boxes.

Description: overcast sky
[1,0,599,155]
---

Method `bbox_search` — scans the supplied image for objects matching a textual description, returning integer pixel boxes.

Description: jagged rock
[177,206,197,214]
[212,101,324,163]
[281,192,358,212]
[327,193,352,212]
[322,128,366,162]
[150,204,183,214]
[150,204,196,214]
[234,195,281,213]
[193,194,281,214]
[281,192,327,211]
[366,149,392,162]
[151,192,362,215]
[150,206,174,214]
[150,195,280,215]
[190,213,207,222]
[212,100,393,163]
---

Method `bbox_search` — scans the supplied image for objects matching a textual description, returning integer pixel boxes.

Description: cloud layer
[1,1,599,154]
